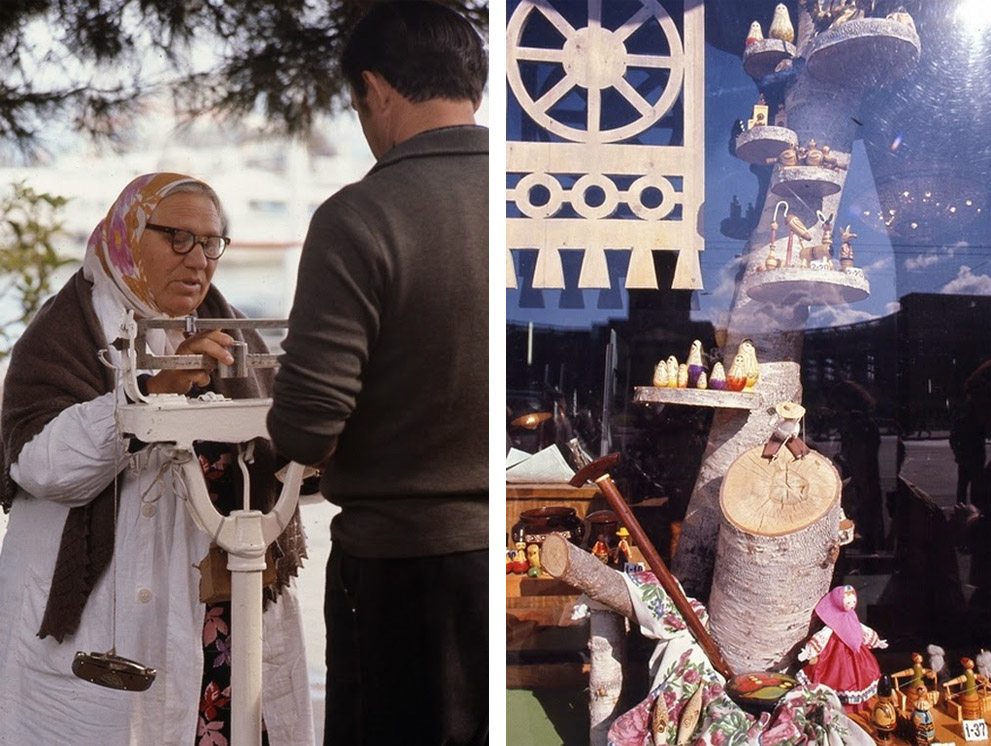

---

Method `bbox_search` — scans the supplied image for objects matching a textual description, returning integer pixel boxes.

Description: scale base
[72,650,157,692]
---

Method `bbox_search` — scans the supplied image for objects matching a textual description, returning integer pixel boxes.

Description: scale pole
[227,512,269,746]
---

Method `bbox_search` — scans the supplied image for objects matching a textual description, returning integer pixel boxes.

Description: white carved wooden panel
[506,0,706,290]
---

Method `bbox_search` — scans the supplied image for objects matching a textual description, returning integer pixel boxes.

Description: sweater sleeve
[268,196,386,466]
[9,392,129,507]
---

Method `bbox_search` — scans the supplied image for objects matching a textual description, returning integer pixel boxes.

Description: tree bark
[672,5,866,601]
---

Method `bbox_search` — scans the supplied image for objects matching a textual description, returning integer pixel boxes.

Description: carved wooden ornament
[506,0,706,290]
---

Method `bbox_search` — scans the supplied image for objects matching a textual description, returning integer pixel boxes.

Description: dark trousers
[324,546,488,746]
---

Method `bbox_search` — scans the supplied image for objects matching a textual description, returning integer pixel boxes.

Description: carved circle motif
[512,172,679,221]
[628,174,677,220]
[572,173,620,219]
[515,172,565,218]
[507,0,686,143]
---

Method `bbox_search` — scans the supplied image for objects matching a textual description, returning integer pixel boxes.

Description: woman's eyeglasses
[145,223,230,260]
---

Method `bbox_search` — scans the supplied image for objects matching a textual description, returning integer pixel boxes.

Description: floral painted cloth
[608,570,876,746]
[195,441,269,746]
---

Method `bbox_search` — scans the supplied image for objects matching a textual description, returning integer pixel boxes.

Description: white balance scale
[75,312,305,746]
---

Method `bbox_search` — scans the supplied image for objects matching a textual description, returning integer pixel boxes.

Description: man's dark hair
[341,1,487,105]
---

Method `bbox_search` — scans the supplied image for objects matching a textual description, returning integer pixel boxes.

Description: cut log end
[541,534,635,620]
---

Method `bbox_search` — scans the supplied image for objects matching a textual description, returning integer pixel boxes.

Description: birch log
[671,2,869,601]
[708,446,842,673]
[542,534,631,746]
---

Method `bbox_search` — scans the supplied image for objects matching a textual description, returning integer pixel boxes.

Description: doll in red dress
[796,585,888,712]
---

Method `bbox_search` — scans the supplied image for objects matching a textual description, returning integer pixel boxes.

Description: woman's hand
[145,329,235,395]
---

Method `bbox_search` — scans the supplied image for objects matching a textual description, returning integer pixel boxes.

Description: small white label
[962,719,989,742]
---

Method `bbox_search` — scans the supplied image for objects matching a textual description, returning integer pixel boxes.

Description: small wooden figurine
[737,339,759,391]
[677,364,689,389]
[766,200,787,269]
[892,652,938,715]
[709,362,727,391]
[687,339,705,388]
[911,689,935,746]
[511,541,529,574]
[591,534,611,564]
[745,20,764,47]
[795,585,888,713]
[614,527,632,568]
[726,354,747,392]
[942,656,990,722]
[666,356,679,386]
[762,401,811,459]
[526,543,542,576]
[748,94,769,129]
[872,674,898,741]
[696,370,708,390]
[839,225,857,269]
[767,144,798,167]
[769,3,795,43]
[811,211,835,269]
[805,140,823,167]
[653,360,670,388]
[785,213,813,267]
[773,103,787,128]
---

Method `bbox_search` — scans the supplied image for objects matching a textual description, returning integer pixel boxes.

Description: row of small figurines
[767,138,847,171]
[874,651,991,742]
[506,528,635,577]
[744,2,916,49]
[652,339,759,392]
[753,201,864,275]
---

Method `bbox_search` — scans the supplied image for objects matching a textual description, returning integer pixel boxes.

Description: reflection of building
[802,293,991,437]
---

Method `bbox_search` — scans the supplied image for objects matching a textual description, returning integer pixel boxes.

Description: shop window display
[505,1,991,744]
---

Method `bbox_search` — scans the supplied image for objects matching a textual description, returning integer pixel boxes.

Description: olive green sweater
[268,125,488,557]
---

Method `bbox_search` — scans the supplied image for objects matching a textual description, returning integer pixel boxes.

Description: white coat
[0,280,314,746]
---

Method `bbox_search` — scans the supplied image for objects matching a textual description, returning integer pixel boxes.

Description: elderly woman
[0,173,313,745]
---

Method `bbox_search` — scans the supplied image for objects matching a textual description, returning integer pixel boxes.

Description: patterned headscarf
[82,172,221,318]
[814,585,863,652]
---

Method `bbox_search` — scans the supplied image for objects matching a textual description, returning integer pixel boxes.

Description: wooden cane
[570,454,735,680]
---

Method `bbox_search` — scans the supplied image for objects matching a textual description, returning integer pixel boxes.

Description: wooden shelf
[806,18,921,88]
[735,126,798,165]
[742,266,870,306]
[742,38,796,79]
[770,165,845,199]
[633,385,760,410]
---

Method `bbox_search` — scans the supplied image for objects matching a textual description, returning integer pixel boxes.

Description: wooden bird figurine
[726,354,747,392]
[653,360,670,388]
[821,144,839,170]
[805,140,823,167]
[687,339,705,388]
[769,3,795,43]
[709,362,727,390]
[736,339,759,391]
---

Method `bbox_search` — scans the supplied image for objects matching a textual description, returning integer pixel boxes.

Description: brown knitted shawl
[0,269,306,642]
